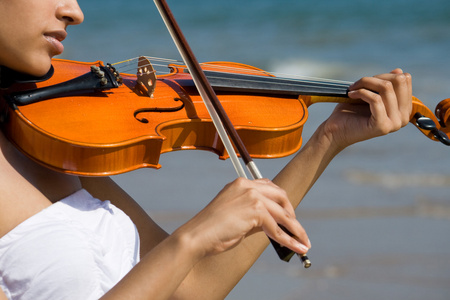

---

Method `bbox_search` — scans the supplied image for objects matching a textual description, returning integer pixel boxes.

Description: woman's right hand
[174,178,311,258]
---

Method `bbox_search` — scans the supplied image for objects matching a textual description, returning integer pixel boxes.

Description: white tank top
[0,189,140,300]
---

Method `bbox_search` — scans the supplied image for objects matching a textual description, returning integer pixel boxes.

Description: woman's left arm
[274,69,412,204]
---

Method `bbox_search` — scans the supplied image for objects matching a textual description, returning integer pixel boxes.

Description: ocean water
[63,0,450,299]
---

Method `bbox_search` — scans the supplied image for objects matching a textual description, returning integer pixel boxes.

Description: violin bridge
[136,56,157,98]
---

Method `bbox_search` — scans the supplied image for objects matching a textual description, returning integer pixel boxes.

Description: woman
[0,0,412,299]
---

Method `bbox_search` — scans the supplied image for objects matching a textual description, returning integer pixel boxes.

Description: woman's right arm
[97,177,308,300]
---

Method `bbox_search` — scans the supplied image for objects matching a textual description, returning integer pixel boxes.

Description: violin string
[113,55,350,86]
[113,56,352,87]
[198,62,352,88]
[203,69,350,91]
[203,73,349,93]
[198,61,352,86]
[112,56,353,90]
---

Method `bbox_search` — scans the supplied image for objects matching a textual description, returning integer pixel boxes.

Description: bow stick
[153,0,310,268]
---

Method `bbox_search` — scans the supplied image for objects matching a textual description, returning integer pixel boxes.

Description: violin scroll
[436,98,450,130]
[411,97,450,146]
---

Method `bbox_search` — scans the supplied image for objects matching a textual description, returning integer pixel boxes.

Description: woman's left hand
[322,68,412,149]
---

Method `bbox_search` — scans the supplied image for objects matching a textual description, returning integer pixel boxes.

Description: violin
[1,57,449,177]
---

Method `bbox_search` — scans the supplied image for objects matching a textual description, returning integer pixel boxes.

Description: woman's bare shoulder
[80,177,169,256]
[0,131,81,238]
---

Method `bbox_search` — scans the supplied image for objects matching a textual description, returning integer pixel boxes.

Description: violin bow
[153,0,311,268]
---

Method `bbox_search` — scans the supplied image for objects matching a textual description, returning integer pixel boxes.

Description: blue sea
[64,1,450,299]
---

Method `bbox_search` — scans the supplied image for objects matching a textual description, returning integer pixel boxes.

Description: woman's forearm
[273,122,342,208]
[101,228,203,300]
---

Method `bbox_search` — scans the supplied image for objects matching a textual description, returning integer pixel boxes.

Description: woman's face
[0,0,84,77]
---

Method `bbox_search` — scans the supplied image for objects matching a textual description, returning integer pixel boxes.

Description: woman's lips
[44,31,67,55]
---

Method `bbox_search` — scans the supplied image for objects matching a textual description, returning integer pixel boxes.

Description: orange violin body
[1,59,307,176]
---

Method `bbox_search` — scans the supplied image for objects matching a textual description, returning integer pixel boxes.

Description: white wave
[267,58,371,82]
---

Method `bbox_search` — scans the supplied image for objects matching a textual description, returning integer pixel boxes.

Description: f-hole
[134,97,185,123]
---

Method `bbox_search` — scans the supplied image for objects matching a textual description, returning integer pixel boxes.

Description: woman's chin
[14,56,54,78]
[27,63,53,78]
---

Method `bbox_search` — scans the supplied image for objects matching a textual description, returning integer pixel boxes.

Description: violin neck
[203,70,350,98]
